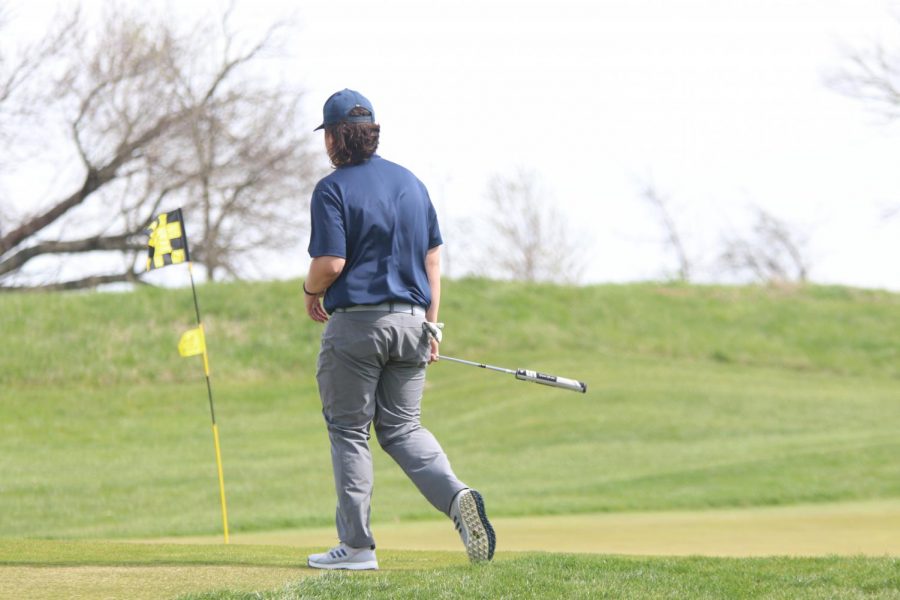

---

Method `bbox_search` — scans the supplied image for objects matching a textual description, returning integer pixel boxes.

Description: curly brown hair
[326,107,380,168]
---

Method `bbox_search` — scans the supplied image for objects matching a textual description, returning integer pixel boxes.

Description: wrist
[303,282,319,296]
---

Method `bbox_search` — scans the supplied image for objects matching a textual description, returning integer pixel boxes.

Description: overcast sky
[6,0,900,289]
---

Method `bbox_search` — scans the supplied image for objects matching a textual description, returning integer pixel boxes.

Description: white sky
[5,0,900,288]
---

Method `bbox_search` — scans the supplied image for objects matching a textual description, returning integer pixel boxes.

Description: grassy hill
[2,279,899,387]
[2,279,899,539]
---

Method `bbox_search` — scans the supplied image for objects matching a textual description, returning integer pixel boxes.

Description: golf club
[437,355,588,393]
[423,321,587,393]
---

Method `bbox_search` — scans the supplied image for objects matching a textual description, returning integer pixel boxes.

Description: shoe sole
[307,559,379,570]
[458,489,496,562]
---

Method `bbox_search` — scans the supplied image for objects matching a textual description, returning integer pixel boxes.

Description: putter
[438,355,587,393]
[423,322,587,393]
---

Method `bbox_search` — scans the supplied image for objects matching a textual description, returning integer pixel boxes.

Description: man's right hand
[305,290,329,323]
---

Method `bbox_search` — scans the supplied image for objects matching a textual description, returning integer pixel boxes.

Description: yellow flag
[146,208,190,271]
[178,327,206,357]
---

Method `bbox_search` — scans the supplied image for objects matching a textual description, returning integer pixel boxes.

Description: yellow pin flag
[178,326,206,357]
[146,208,228,544]
[146,209,190,271]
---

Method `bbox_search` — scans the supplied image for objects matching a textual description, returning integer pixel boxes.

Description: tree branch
[0,233,144,276]
[0,108,186,254]
[0,270,143,292]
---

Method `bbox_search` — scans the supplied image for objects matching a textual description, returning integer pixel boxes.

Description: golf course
[2,279,899,598]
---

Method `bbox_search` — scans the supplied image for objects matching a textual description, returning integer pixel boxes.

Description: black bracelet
[302,282,318,296]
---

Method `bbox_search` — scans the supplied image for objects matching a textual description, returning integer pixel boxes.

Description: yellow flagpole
[211,421,230,544]
[188,261,230,544]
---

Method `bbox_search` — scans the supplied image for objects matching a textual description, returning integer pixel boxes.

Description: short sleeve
[308,181,347,258]
[426,196,442,250]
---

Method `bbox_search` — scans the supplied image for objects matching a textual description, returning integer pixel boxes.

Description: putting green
[150,499,900,557]
[0,565,307,600]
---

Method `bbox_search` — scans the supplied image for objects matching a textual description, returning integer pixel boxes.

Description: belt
[333,302,424,315]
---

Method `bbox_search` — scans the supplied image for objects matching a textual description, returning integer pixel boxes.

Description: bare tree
[0,5,319,290]
[828,21,900,122]
[638,180,692,282]
[828,11,900,219]
[0,7,81,167]
[718,206,810,285]
[482,168,584,284]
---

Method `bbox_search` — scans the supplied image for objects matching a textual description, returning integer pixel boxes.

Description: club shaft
[437,355,517,375]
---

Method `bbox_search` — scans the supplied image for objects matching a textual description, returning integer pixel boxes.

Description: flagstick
[187,261,230,545]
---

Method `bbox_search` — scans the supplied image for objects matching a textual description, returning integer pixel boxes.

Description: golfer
[302,89,495,570]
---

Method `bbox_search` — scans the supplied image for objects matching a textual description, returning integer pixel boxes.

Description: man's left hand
[423,321,443,363]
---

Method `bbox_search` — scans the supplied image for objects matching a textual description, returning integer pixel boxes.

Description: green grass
[3,279,900,387]
[0,539,308,567]
[3,279,900,598]
[2,280,900,538]
[3,357,899,539]
[3,540,899,600]
[182,554,900,600]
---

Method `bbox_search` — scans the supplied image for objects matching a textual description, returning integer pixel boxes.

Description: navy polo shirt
[308,155,442,313]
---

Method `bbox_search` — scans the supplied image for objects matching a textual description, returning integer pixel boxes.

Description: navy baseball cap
[314,89,375,131]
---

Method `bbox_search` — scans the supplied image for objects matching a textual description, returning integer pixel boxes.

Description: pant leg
[316,313,386,548]
[373,313,467,516]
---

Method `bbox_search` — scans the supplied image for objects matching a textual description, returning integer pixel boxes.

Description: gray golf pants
[316,309,467,548]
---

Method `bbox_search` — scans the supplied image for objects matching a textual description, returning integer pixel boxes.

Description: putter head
[515,369,587,393]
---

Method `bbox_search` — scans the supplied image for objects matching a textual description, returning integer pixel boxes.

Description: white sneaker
[307,542,379,570]
[449,489,496,562]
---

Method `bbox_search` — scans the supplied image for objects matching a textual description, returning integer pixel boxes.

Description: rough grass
[2,279,899,387]
[182,554,900,600]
